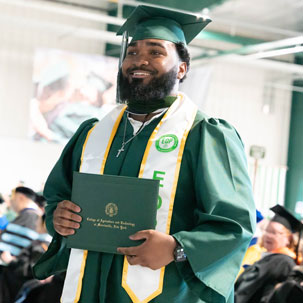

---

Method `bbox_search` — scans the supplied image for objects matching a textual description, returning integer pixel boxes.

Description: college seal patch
[105,203,118,217]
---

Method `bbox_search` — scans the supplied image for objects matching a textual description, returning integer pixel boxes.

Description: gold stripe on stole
[166,104,197,234]
[72,123,98,303]
[74,250,88,302]
[73,105,127,302]
[122,94,197,303]
[100,106,127,173]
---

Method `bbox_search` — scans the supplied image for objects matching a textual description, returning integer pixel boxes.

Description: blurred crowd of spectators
[0,186,302,303]
[0,186,63,303]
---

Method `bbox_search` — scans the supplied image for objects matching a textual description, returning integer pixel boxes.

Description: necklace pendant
[116,146,125,158]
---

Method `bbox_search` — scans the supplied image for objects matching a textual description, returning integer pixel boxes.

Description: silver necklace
[116,113,147,157]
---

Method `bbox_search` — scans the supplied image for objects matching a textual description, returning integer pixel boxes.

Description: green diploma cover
[66,172,159,254]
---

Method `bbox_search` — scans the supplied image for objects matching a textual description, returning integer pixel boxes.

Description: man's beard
[119,67,178,104]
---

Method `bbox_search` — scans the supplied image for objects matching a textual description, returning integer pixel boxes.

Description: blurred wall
[198,61,292,213]
[202,61,292,166]
[0,1,107,193]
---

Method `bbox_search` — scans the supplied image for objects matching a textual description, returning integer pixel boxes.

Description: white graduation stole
[61,93,197,303]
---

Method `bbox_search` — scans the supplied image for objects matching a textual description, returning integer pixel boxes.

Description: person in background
[0,193,17,231]
[235,204,303,303]
[33,193,46,215]
[265,264,303,303]
[237,209,269,277]
[0,187,41,264]
[265,233,303,303]
[34,5,256,303]
[0,214,52,303]
[0,194,10,231]
[262,206,301,260]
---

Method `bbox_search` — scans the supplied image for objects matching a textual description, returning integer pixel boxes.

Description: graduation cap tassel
[119,31,129,69]
[116,31,129,104]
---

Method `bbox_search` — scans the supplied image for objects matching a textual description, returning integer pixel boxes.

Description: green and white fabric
[34,93,256,303]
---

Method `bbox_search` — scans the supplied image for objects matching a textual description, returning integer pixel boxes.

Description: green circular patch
[155,134,178,152]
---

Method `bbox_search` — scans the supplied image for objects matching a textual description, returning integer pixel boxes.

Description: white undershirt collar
[127,108,168,134]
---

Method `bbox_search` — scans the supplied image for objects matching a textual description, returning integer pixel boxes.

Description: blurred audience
[0,187,41,264]
[265,228,303,303]
[0,185,64,303]
[238,209,267,277]
[0,182,66,303]
[0,193,17,230]
[0,186,301,303]
[235,204,303,303]
[0,214,52,302]
[14,272,64,303]
[265,264,303,303]
[33,193,46,215]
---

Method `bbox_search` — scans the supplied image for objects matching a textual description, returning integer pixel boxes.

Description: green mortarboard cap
[116,5,211,45]
[270,205,303,233]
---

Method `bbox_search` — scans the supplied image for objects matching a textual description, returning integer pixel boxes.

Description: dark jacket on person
[0,208,40,256]
[265,265,303,303]
[0,236,50,303]
[235,253,296,303]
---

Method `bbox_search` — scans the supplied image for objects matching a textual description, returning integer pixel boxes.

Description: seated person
[0,187,41,264]
[0,214,52,303]
[33,193,46,215]
[265,265,303,303]
[14,272,65,303]
[0,195,9,231]
[237,210,267,277]
[235,204,303,303]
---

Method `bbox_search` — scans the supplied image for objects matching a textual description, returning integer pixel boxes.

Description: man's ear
[177,62,187,81]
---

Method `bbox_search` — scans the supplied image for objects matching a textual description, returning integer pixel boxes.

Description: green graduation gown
[34,110,256,303]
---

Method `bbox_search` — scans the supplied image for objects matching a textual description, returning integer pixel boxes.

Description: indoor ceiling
[0,0,302,74]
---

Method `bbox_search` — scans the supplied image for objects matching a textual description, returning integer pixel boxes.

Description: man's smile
[130,70,152,78]
[127,67,157,80]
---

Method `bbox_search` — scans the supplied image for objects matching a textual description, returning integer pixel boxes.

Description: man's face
[119,39,186,102]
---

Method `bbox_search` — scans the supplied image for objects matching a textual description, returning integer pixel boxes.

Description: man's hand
[117,230,177,270]
[53,200,82,236]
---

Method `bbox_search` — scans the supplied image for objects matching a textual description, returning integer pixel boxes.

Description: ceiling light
[245,45,303,60]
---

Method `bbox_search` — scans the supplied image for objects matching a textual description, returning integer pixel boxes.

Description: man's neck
[127,93,178,122]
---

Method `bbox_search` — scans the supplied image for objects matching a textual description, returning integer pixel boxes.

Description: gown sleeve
[33,118,97,279]
[173,114,256,302]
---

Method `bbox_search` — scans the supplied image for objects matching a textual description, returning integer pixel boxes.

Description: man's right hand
[53,200,82,236]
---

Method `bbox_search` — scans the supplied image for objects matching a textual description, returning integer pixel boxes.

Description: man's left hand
[117,230,177,270]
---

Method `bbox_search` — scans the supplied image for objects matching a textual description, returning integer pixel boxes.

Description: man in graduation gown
[34,5,256,303]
